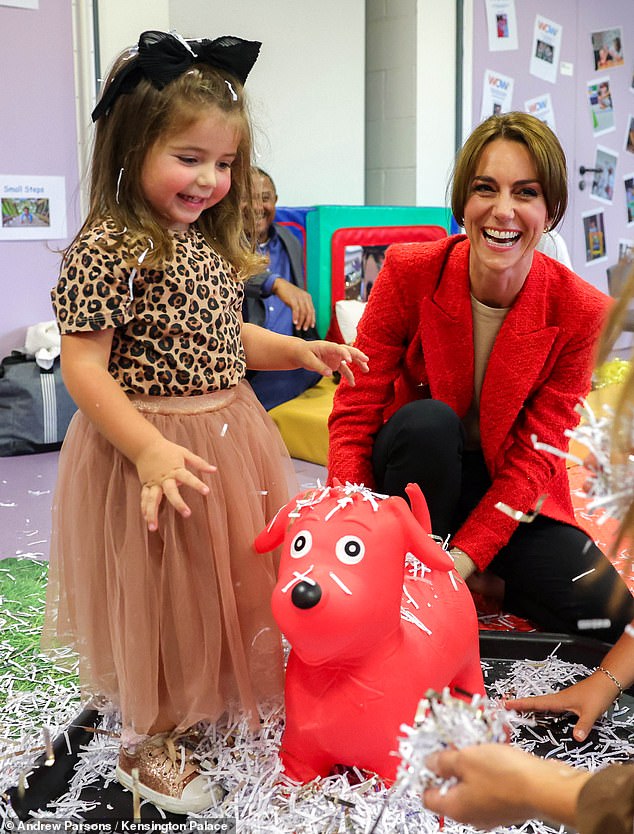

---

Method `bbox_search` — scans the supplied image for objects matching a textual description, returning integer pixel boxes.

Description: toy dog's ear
[254,499,294,553]
[389,488,453,572]
[405,483,431,533]
[254,487,318,553]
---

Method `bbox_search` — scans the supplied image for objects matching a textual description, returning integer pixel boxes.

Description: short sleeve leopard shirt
[52,222,247,396]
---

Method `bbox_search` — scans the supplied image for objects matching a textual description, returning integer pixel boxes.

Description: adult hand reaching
[423,743,589,828]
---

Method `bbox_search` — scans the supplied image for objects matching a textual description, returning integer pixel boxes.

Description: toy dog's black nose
[291,581,322,609]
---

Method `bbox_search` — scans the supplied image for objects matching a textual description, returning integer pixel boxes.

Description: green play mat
[0,558,80,738]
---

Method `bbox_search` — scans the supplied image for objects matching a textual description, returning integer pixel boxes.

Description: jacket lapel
[420,240,475,416]
[480,257,558,468]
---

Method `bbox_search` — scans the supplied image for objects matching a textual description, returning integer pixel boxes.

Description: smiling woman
[328,111,634,645]
[462,140,549,307]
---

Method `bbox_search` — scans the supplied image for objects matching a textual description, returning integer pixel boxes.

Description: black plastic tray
[6,631,631,824]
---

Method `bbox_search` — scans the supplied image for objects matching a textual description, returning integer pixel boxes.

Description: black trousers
[372,399,634,643]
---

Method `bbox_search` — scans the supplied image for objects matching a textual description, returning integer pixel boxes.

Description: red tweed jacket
[328,235,610,569]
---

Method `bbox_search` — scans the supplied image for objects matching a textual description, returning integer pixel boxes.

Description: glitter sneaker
[116,732,219,814]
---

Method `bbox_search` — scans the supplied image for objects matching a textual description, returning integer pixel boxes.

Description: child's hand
[506,671,619,742]
[135,438,216,531]
[296,340,369,385]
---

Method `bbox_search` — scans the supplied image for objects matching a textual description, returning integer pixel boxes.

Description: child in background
[43,30,367,814]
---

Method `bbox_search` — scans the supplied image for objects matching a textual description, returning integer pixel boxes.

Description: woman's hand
[423,744,589,828]
[293,339,369,385]
[135,437,216,531]
[507,670,621,742]
[449,547,476,580]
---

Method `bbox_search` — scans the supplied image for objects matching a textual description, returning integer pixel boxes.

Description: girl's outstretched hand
[135,437,216,531]
[296,340,369,385]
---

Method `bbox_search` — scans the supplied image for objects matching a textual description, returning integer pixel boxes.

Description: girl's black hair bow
[91,30,261,122]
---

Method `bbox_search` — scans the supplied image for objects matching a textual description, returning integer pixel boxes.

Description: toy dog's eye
[335,535,365,564]
[290,529,312,558]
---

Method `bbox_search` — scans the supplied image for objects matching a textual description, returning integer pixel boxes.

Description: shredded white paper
[1,644,632,834]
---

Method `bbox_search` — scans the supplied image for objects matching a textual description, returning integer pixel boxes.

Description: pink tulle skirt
[43,381,296,734]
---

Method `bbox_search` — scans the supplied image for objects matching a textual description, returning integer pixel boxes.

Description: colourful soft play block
[306,205,453,335]
[268,377,336,465]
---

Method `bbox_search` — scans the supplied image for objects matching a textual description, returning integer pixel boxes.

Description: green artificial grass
[0,557,79,715]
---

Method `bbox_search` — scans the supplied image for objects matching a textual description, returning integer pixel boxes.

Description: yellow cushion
[269,377,336,465]
[269,379,626,469]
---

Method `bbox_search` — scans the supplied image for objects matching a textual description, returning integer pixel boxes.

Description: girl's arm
[60,331,215,531]
[241,323,368,385]
[507,619,634,741]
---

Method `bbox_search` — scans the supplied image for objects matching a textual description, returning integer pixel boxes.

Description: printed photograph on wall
[626,115,634,155]
[618,238,634,262]
[591,146,618,204]
[1,197,49,228]
[529,15,562,85]
[591,27,624,71]
[587,77,615,136]
[525,93,556,131]
[485,0,518,52]
[480,69,514,120]
[583,209,607,265]
[0,174,67,240]
[625,175,634,225]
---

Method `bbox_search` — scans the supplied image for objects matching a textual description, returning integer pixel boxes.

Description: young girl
[43,30,367,815]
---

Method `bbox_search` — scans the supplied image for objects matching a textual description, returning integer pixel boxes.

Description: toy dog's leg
[450,659,485,700]
[280,742,334,784]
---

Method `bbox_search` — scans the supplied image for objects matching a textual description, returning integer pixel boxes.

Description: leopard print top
[52,221,246,396]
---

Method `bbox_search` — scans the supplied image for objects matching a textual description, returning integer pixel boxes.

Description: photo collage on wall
[482,1,632,270]
[586,25,633,258]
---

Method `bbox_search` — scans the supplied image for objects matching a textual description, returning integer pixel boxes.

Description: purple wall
[0,1,81,358]
[470,0,634,292]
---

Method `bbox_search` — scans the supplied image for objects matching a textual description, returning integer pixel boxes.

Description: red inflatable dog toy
[254,482,484,783]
